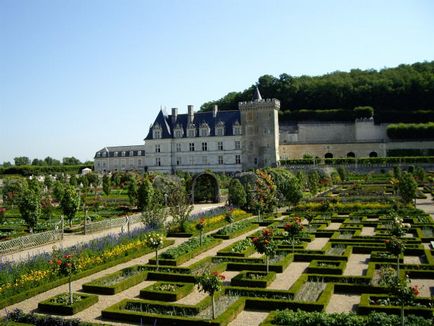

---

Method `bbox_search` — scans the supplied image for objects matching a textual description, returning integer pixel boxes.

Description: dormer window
[215,121,225,136]
[138,150,142,156]
[233,121,242,135]
[199,122,210,137]
[187,123,196,138]
[122,151,126,157]
[102,152,106,157]
[153,123,162,139]
[114,152,118,157]
[97,153,101,157]
[129,151,134,156]
[174,124,184,138]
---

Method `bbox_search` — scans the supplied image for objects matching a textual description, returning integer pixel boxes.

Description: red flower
[212,271,225,280]
[64,254,71,259]
[411,285,420,296]
[56,259,62,265]
[384,240,390,244]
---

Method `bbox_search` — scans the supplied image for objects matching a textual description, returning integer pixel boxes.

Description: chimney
[213,105,218,118]
[188,105,194,123]
[171,108,178,124]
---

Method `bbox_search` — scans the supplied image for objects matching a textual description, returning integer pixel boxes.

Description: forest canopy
[200,61,434,123]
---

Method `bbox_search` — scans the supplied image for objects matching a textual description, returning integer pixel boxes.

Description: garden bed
[38,292,98,315]
[140,281,194,301]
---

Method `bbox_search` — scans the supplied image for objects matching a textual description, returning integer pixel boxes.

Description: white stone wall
[94,156,145,172]
[297,122,355,143]
[145,135,242,173]
[355,120,388,141]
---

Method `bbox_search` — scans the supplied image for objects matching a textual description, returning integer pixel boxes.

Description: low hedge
[231,271,276,288]
[82,265,147,295]
[38,293,98,315]
[150,237,222,266]
[358,294,434,319]
[261,309,434,326]
[140,281,194,301]
[223,252,293,273]
[306,260,346,275]
[212,220,257,239]
[216,240,256,258]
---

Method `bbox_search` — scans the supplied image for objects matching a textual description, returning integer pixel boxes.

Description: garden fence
[0,218,64,255]
[84,214,142,234]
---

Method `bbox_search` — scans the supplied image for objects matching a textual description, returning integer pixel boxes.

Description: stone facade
[94,145,145,172]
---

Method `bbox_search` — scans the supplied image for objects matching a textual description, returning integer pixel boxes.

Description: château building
[94,88,434,173]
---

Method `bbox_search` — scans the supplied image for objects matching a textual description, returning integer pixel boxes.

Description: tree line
[3,156,86,167]
[200,61,434,123]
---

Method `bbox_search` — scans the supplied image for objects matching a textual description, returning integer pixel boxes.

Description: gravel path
[228,310,269,326]
[343,254,370,276]
[360,227,375,236]
[325,223,341,230]
[306,237,329,250]
[326,294,360,313]
[268,262,309,290]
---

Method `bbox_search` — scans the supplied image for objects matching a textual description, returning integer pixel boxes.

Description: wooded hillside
[200,61,434,123]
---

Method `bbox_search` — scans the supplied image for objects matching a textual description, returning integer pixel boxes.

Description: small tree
[195,218,206,245]
[49,253,77,305]
[127,176,138,208]
[167,185,193,232]
[398,172,417,205]
[308,171,320,195]
[379,269,420,326]
[228,179,247,207]
[137,177,154,211]
[251,228,276,273]
[225,208,234,224]
[102,175,111,196]
[284,216,304,253]
[142,204,168,231]
[384,236,405,277]
[195,271,225,319]
[18,188,41,233]
[145,232,165,271]
[60,185,81,227]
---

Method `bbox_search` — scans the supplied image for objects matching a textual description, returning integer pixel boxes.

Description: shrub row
[387,122,434,139]
[38,293,98,315]
[281,156,434,165]
[140,281,194,301]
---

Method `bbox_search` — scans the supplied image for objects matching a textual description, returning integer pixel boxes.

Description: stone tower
[239,87,280,170]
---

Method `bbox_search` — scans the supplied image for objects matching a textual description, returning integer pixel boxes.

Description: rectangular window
[114,152,118,157]
[156,157,161,166]
[247,111,254,122]
[202,142,207,151]
[130,151,134,156]
[176,143,181,152]
[235,155,241,164]
[218,141,223,151]
[254,158,258,165]
[122,151,126,157]
[218,156,223,165]
[200,129,208,137]
[234,127,241,135]
[217,128,224,136]
[138,159,142,166]
[189,143,195,151]
[176,157,181,165]
[188,129,195,137]
[155,145,160,153]
[138,150,142,156]
[175,130,182,138]
[235,141,240,150]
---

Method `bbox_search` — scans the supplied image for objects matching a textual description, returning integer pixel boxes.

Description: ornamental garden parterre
[1,167,434,326]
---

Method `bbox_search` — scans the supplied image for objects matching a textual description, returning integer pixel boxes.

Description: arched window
[369,151,378,157]
[325,153,333,159]
[347,152,355,158]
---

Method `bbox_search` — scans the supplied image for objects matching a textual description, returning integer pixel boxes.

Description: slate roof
[144,109,241,140]
[94,145,146,158]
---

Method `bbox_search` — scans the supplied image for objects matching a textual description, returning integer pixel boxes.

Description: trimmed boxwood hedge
[38,293,98,315]
[231,271,276,288]
[82,265,148,295]
[306,260,346,275]
[140,281,194,301]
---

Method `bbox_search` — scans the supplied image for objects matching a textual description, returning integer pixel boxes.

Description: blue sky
[1,0,433,164]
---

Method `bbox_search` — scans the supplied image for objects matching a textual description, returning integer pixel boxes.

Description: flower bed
[0,228,174,309]
[212,220,257,239]
[140,281,194,301]
[150,236,222,266]
[38,292,98,315]
[216,239,255,257]
[81,265,147,295]
[230,271,276,288]
[306,260,346,275]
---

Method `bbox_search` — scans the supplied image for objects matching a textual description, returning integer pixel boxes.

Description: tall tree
[14,156,30,166]
[228,178,247,207]
[398,172,418,205]
[127,176,138,207]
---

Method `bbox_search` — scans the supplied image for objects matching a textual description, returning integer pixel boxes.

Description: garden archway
[191,172,220,204]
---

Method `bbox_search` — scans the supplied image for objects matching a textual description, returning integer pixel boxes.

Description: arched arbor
[191,172,220,204]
